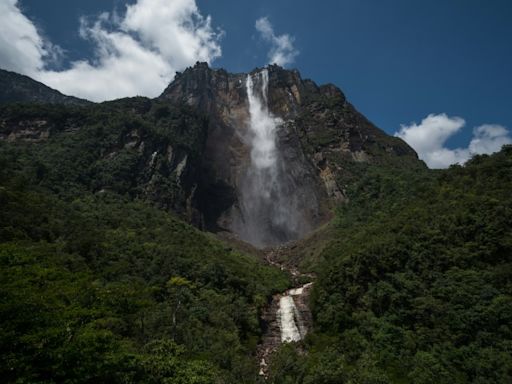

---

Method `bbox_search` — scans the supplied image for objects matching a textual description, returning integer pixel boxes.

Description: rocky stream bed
[257,248,314,378]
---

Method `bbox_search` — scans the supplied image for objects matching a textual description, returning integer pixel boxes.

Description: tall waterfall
[235,68,310,247]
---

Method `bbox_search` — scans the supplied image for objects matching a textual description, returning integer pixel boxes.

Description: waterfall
[246,69,278,172]
[277,296,302,342]
[235,68,309,247]
[276,283,312,343]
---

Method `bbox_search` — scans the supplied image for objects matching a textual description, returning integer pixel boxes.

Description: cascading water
[235,68,312,247]
[258,281,313,377]
[277,295,302,342]
[227,68,319,376]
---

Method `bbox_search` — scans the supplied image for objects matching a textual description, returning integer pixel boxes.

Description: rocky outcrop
[0,119,50,142]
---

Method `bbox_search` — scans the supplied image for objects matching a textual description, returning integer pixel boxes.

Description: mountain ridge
[0,69,90,106]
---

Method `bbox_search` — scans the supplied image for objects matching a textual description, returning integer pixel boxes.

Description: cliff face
[160,64,329,245]
[0,63,422,247]
[159,64,251,232]
[159,63,421,245]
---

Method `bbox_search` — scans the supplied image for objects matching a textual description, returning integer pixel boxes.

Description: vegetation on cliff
[268,147,512,383]
[0,102,289,383]
[1,67,511,383]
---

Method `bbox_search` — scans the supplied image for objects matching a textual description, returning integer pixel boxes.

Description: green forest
[0,98,511,383]
[0,102,289,383]
[268,148,512,383]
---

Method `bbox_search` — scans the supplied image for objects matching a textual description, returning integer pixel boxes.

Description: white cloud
[0,0,55,75]
[395,113,511,169]
[255,17,298,67]
[0,0,222,101]
[469,124,512,155]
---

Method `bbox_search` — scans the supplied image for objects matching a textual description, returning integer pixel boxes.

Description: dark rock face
[159,62,421,246]
[160,64,329,246]
[160,64,249,231]
[0,118,51,142]
[0,63,422,247]
[0,69,90,105]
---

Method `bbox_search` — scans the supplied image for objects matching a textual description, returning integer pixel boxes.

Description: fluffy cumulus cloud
[0,0,56,75]
[395,113,511,168]
[255,17,298,67]
[0,0,222,101]
[469,124,512,155]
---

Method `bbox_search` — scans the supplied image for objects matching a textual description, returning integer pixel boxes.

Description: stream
[257,249,314,378]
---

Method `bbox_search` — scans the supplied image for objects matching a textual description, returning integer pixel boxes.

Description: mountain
[0,63,424,248]
[0,73,289,382]
[1,64,509,384]
[162,63,423,245]
[269,147,512,384]
[0,69,90,105]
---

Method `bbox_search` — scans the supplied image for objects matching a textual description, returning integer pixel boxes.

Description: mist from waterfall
[235,68,311,247]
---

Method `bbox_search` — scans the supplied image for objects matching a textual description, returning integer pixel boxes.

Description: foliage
[268,147,512,383]
[0,98,207,215]
[0,100,289,383]
[1,95,511,383]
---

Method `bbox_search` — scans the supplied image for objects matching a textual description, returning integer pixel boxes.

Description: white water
[277,295,301,342]
[246,69,279,171]
[276,284,312,343]
[259,281,313,376]
[236,69,307,247]
[288,282,313,296]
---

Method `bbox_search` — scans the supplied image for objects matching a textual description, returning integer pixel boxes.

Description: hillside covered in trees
[0,67,510,384]
[267,147,512,384]
[0,101,290,383]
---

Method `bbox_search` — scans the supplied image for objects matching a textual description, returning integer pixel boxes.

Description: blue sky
[1,0,511,168]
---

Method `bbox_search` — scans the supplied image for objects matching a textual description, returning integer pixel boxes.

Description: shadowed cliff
[159,62,423,246]
[0,63,423,247]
